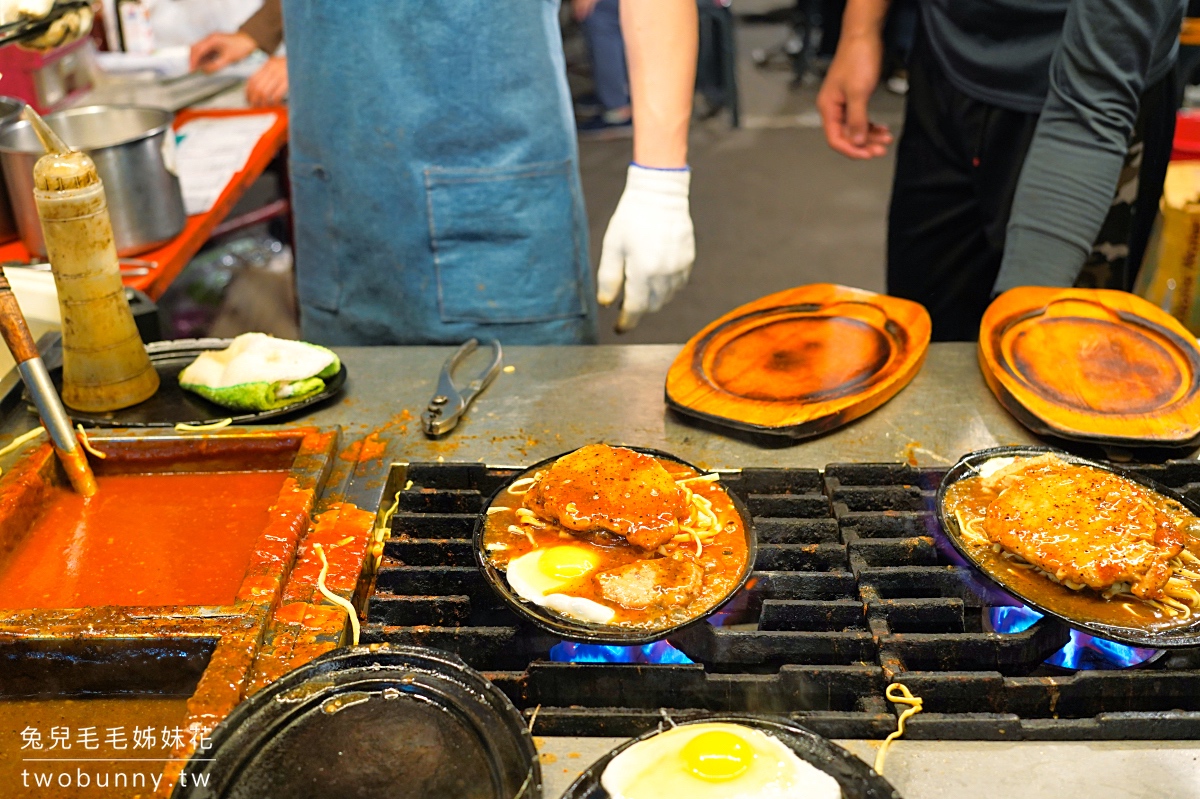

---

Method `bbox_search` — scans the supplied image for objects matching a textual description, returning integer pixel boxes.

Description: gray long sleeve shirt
[921,0,1184,292]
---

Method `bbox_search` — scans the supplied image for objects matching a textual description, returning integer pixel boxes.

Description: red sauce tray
[0,428,380,796]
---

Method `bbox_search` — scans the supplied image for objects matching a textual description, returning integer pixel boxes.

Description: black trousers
[887,28,1177,341]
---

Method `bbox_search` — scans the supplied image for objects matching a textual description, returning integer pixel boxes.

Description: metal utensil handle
[457,339,504,405]
[18,357,76,453]
[0,269,96,496]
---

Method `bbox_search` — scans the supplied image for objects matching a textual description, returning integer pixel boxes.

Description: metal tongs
[421,338,503,437]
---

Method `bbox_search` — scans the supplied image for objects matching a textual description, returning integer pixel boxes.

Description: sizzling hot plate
[937,445,1200,649]
[474,446,757,646]
[174,645,540,799]
[559,715,900,799]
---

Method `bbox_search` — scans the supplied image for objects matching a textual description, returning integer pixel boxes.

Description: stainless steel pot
[0,105,186,257]
[0,96,27,244]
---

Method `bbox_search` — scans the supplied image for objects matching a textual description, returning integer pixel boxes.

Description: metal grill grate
[362,460,1200,740]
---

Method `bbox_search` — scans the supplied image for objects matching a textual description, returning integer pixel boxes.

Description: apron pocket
[426,160,586,324]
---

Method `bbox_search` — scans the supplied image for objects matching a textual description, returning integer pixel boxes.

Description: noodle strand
[313,543,360,646]
[0,426,45,460]
[75,425,107,459]
[174,418,233,432]
[874,683,923,775]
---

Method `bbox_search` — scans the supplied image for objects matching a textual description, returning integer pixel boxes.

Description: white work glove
[596,164,695,332]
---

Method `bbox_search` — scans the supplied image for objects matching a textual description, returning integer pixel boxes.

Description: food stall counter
[1,342,1198,799]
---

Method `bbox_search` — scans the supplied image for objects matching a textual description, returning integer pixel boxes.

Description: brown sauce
[0,696,190,797]
[482,454,749,631]
[944,460,1200,633]
[0,470,288,609]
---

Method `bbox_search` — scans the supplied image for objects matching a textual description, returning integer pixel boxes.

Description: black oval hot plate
[938,445,1200,649]
[560,714,900,799]
[474,446,757,646]
[44,338,346,428]
[173,644,540,799]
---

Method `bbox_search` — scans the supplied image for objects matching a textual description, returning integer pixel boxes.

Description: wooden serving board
[978,287,1200,446]
[666,284,931,439]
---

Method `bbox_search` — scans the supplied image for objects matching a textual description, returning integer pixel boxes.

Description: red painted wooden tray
[978,287,1200,447]
[666,284,931,439]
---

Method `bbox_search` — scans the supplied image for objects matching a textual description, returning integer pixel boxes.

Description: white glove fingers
[615,263,651,332]
[615,306,645,333]
[596,226,626,307]
[664,270,689,309]
[641,270,669,314]
[600,164,694,330]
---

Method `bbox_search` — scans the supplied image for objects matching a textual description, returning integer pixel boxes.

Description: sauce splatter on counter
[337,410,414,464]
[339,432,387,463]
[249,501,375,690]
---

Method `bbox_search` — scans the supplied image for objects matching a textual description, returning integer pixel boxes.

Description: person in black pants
[816,0,1183,341]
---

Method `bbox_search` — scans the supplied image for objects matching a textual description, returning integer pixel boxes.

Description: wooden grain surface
[665,283,931,438]
[0,272,39,364]
[979,287,1200,446]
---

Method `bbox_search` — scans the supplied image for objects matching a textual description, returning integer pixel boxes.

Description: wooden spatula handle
[0,272,39,364]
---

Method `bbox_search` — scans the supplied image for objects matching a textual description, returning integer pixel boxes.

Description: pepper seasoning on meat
[523,443,687,550]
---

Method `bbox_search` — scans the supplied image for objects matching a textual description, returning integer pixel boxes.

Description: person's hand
[597,165,695,332]
[816,33,893,159]
[189,31,257,73]
[245,57,288,107]
[573,0,600,21]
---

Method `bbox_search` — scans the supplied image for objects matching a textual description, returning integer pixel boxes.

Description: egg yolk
[539,546,599,582]
[681,730,753,781]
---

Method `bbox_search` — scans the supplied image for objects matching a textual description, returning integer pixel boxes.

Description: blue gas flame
[549,640,694,664]
[987,605,1159,669]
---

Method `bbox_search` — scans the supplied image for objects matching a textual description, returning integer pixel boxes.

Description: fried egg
[975,456,1016,479]
[504,546,616,624]
[600,722,842,799]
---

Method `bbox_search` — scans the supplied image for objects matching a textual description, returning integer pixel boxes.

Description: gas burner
[364,459,1200,741]
[549,642,693,664]
[987,605,1161,670]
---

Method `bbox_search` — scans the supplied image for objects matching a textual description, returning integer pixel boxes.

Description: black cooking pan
[560,714,900,799]
[173,645,540,799]
[937,445,1200,649]
[474,446,757,646]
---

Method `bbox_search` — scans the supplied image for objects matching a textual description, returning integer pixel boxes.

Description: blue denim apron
[281,0,598,345]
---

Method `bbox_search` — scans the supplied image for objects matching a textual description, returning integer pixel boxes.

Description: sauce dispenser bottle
[33,148,159,411]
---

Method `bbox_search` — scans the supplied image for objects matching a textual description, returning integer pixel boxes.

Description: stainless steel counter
[282,341,1044,470]
[2,341,1197,798]
[0,342,1073,470]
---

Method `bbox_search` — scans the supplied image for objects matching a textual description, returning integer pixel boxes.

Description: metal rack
[364,460,1200,740]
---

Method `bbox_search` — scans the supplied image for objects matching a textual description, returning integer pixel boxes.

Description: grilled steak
[983,458,1185,599]
[524,443,687,550]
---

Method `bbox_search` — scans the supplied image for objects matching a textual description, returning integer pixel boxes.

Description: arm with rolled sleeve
[595,0,698,332]
[995,0,1183,293]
